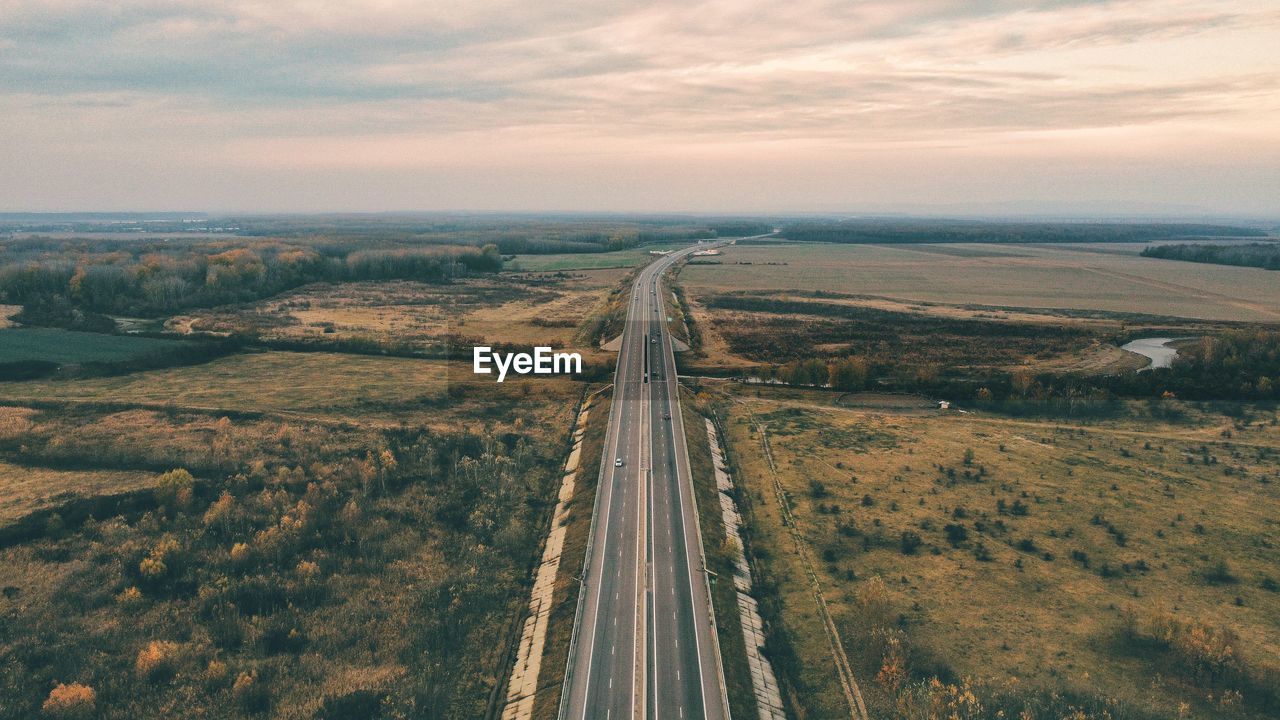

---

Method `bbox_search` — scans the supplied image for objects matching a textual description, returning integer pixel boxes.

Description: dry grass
[507,244,692,272]
[0,461,153,525]
[715,384,1280,719]
[531,389,609,720]
[681,242,1280,322]
[0,351,579,431]
[0,383,581,720]
[166,271,629,365]
[677,242,1280,376]
[0,305,19,329]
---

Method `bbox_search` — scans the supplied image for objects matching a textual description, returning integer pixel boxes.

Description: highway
[560,241,730,720]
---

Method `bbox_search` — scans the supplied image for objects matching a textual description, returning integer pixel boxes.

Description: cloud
[0,0,1276,212]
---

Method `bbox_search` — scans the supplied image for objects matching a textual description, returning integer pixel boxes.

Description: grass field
[167,271,629,363]
[506,243,695,271]
[0,457,153,526]
[0,351,579,430]
[0,328,188,364]
[710,384,1280,719]
[0,346,583,719]
[682,242,1280,322]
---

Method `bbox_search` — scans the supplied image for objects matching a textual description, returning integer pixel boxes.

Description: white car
[615,458,624,467]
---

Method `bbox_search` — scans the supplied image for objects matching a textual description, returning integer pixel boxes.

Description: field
[166,270,629,363]
[707,383,1280,719]
[0,223,643,718]
[0,455,153,526]
[506,243,696,271]
[0,351,579,432]
[674,242,1280,380]
[0,350,583,719]
[681,242,1280,322]
[0,328,188,364]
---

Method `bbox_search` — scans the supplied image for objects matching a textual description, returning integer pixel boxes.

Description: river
[1121,337,1183,370]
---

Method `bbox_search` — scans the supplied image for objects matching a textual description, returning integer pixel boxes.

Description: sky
[0,0,1277,215]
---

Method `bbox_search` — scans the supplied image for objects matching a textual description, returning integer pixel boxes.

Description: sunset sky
[1,0,1277,214]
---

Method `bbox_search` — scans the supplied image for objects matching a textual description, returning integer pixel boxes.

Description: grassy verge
[665,266,699,351]
[531,387,611,720]
[679,387,755,718]
[708,392,851,718]
[577,269,639,348]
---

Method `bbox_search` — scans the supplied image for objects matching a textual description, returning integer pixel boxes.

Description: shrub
[116,586,144,608]
[233,671,270,714]
[943,524,968,547]
[203,491,236,532]
[319,690,385,720]
[1141,611,1251,688]
[295,559,320,580]
[155,468,195,509]
[138,556,167,579]
[1205,558,1237,584]
[42,683,96,719]
[203,660,229,689]
[230,542,252,565]
[138,538,180,581]
[135,640,180,681]
[900,531,923,555]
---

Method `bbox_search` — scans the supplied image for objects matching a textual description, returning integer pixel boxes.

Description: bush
[42,683,96,719]
[115,586,144,608]
[319,690,385,720]
[233,671,270,714]
[155,468,195,510]
[900,531,922,555]
[203,660,229,690]
[1205,558,1237,584]
[135,640,180,681]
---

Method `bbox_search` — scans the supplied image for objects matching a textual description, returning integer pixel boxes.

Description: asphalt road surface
[561,241,732,720]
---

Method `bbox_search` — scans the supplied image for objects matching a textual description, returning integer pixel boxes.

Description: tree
[828,356,868,391]
[155,468,195,510]
[900,531,922,555]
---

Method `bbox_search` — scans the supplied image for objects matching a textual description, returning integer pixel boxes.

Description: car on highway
[615,457,623,467]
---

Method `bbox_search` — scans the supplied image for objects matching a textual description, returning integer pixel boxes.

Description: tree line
[0,238,503,319]
[1141,242,1280,270]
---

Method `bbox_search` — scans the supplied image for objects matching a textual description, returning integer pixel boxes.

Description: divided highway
[560,242,731,720]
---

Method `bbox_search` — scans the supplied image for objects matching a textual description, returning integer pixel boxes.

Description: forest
[1141,242,1280,270]
[0,238,503,320]
[0,214,774,255]
[929,330,1280,416]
